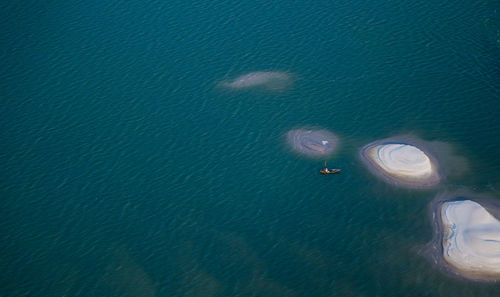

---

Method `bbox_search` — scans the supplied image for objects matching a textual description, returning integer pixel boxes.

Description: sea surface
[1,1,500,296]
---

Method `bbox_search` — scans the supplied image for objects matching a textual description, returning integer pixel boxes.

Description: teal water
[1,0,500,296]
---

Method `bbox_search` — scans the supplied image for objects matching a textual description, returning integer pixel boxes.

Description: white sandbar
[368,144,433,179]
[441,200,500,279]
[361,141,440,188]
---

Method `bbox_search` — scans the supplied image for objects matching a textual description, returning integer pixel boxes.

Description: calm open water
[1,0,500,296]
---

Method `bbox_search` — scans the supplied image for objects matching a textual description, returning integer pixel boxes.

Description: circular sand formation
[220,71,292,91]
[287,129,338,157]
[434,198,500,281]
[360,139,440,188]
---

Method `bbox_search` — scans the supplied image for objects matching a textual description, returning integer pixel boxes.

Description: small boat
[320,161,341,175]
[320,168,341,175]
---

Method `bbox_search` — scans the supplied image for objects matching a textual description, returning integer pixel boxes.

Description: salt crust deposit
[287,129,338,157]
[440,200,500,279]
[220,71,291,91]
[361,141,440,188]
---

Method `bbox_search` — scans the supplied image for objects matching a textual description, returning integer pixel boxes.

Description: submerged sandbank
[219,71,292,91]
[287,129,338,157]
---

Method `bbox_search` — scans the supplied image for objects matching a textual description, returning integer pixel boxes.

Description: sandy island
[430,195,500,281]
[360,137,441,188]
